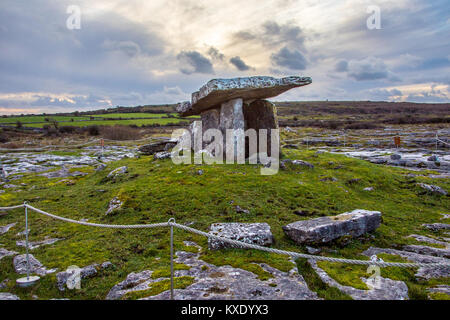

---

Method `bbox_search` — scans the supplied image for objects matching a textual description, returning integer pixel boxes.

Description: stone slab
[208,223,274,250]
[283,209,382,245]
[177,76,312,116]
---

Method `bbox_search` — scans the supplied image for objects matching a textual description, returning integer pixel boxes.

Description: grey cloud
[335,60,348,72]
[208,47,225,61]
[347,57,389,81]
[229,56,252,71]
[177,51,214,75]
[271,47,307,70]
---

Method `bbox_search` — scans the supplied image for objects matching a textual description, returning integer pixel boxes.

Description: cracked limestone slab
[308,260,409,300]
[402,244,450,258]
[0,247,18,261]
[0,222,16,235]
[108,242,319,300]
[13,254,56,276]
[408,234,449,248]
[177,76,312,116]
[16,238,62,250]
[362,247,450,280]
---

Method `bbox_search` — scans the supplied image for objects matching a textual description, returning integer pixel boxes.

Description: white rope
[1,203,448,268]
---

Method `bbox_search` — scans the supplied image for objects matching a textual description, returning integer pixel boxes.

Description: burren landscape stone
[283,209,382,245]
[208,223,274,250]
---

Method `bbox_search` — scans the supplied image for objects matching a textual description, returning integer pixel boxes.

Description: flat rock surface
[403,244,450,258]
[309,260,409,300]
[144,242,319,300]
[363,247,450,280]
[208,223,274,250]
[0,292,20,300]
[16,238,62,250]
[283,209,382,245]
[408,234,449,248]
[0,247,18,260]
[13,254,56,276]
[0,222,16,235]
[178,76,311,116]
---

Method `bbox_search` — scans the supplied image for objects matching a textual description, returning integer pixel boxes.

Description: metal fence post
[24,201,30,280]
[168,218,175,300]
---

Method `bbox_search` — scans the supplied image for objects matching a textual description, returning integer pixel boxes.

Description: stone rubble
[13,254,57,276]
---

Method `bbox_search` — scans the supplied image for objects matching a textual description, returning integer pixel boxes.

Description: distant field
[0,113,196,128]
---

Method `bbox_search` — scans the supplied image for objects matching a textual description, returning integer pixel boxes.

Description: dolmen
[176,76,311,160]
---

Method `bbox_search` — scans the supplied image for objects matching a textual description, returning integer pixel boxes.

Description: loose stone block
[208,223,274,250]
[283,209,382,245]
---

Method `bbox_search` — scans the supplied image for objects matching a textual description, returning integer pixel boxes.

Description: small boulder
[427,155,439,162]
[208,223,274,250]
[234,205,250,214]
[106,197,123,215]
[107,166,128,179]
[13,254,56,276]
[364,187,374,192]
[0,222,16,235]
[390,154,402,160]
[0,293,20,300]
[153,151,172,160]
[283,209,382,245]
[56,262,112,291]
[417,183,447,196]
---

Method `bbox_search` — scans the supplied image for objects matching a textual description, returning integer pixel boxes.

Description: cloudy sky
[0,0,449,114]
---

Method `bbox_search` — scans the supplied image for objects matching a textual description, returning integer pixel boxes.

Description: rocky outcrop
[139,140,176,155]
[16,238,62,250]
[0,292,20,300]
[363,247,450,280]
[208,223,274,250]
[283,209,382,245]
[177,76,311,116]
[144,242,318,300]
[402,245,450,258]
[56,261,112,291]
[0,247,17,261]
[422,223,450,232]
[105,197,123,215]
[13,254,56,276]
[417,183,448,196]
[309,260,409,300]
[107,166,128,179]
[0,222,16,235]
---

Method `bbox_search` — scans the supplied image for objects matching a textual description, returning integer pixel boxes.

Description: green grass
[0,113,196,128]
[0,149,448,299]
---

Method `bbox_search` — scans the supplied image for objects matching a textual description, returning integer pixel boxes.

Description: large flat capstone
[177,76,311,116]
[208,223,274,250]
[283,209,382,245]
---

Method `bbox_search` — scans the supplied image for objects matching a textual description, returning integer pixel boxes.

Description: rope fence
[1,203,449,298]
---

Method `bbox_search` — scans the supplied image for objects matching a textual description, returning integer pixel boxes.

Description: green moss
[0,150,448,299]
[296,259,352,300]
[122,276,194,300]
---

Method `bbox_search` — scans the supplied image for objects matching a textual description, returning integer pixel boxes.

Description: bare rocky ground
[0,124,449,300]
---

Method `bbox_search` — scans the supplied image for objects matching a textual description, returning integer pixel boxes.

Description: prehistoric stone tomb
[177,76,312,160]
